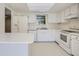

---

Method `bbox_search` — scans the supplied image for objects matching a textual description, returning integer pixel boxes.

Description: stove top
[62,30,79,33]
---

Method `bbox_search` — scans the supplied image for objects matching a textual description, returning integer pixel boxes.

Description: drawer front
[70,35,77,40]
[71,38,79,56]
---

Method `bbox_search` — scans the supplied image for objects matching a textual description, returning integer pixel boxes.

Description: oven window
[60,34,67,42]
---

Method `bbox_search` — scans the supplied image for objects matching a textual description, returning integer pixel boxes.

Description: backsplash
[48,19,79,30]
[60,19,79,30]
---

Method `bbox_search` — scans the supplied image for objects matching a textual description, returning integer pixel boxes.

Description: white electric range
[58,29,79,55]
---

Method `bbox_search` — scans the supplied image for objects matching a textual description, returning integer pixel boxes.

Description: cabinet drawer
[70,35,77,40]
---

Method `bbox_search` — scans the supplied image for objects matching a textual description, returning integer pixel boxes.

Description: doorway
[5,8,11,33]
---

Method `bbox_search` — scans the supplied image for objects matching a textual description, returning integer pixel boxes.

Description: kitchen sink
[37,28,48,30]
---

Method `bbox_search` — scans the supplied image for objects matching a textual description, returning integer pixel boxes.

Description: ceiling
[49,3,74,13]
[27,3,55,12]
[5,3,74,13]
[5,3,29,13]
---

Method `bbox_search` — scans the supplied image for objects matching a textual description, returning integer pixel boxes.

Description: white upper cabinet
[48,11,66,23]
[64,4,79,19]
[64,7,71,18]
[18,16,28,33]
[12,16,28,33]
[70,4,79,17]
[60,11,66,22]
[28,14,37,23]
[48,4,79,23]
[54,11,66,23]
[56,12,61,23]
[57,11,67,23]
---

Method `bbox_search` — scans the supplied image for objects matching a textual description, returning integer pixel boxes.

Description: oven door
[60,33,70,48]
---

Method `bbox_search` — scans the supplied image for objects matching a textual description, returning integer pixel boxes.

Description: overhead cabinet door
[64,7,71,18]
[12,16,28,33]
[70,4,79,17]
[19,16,28,33]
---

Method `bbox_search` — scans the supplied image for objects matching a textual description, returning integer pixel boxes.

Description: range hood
[65,14,79,20]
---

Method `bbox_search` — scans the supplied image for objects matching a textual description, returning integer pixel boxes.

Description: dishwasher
[71,35,79,56]
[36,30,54,41]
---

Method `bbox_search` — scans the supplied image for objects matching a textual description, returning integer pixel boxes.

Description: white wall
[0,4,5,33]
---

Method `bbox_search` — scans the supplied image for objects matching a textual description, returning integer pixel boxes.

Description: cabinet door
[71,37,79,56]
[0,44,28,56]
[0,4,5,33]
[28,14,36,23]
[12,16,28,33]
[71,4,78,16]
[37,30,55,41]
[12,16,19,32]
[18,16,28,33]
[64,7,71,17]
[56,12,61,23]
[60,11,66,22]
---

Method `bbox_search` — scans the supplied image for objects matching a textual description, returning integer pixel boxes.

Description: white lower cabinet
[71,35,79,56]
[36,30,60,41]
[0,44,29,56]
[37,30,56,41]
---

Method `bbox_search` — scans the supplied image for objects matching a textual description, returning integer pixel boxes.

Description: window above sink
[36,15,46,25]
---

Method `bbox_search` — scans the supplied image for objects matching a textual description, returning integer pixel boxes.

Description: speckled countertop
[0,33,35,44]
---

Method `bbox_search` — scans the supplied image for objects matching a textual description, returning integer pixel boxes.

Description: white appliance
[37,30,54,41]
[71,34,79,56]
[58,31,72,54]
[60,32,71,48]
[58,29,79,55]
